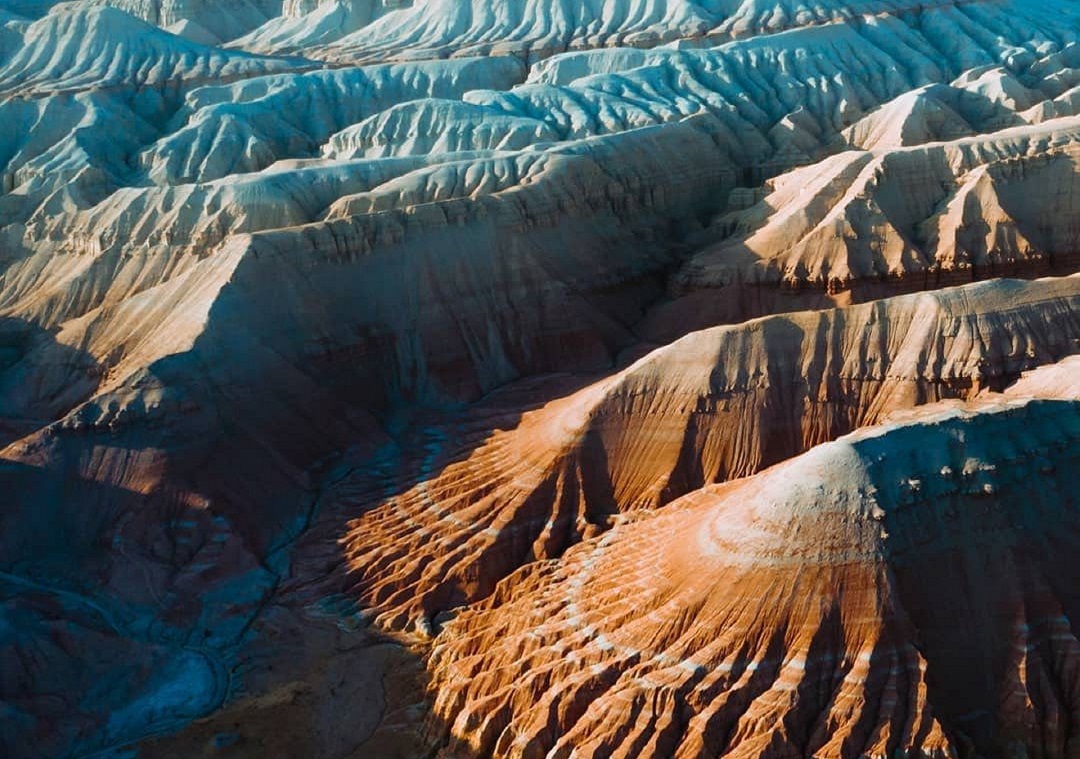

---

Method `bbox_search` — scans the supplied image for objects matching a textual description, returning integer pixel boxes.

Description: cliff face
[2,0,1080,756]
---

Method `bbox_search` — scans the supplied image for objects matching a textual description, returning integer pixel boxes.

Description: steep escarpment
[0,119,732,439]
[0,55,529,346]
[428,396,1080,759]
[312,276,1080,631]
[202,120,732,404]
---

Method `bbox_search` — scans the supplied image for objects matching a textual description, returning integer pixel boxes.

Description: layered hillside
[0,6,303,97]
[0,0,280,42]
[646,117,1080,338]
[232,0,920,60]
[429,396,1080,759]
[311,276,1080,630]
[1,0,1079,757]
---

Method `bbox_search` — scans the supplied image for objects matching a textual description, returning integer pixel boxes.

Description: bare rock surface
[1,1,1079,757]
[428,395,1080,759]
[313,276,1080,630]
[645,116,1080,339]
[1003,354,1080,400]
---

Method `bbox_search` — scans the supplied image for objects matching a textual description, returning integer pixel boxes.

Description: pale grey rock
[64,0,283,42]
[137,56,525,185]
[322,99,560,159]
[0,5,303,97]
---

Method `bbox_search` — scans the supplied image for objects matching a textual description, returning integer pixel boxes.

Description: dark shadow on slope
[133,610,440,759]
[0,150,721,759]
[0,458,269,759]
[638,235,1080,347]
[0,316,104,449]
[879,400,1080,758]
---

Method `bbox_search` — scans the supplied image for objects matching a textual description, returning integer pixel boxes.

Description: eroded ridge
[325,276,1080,630]
[429,396,1080,759]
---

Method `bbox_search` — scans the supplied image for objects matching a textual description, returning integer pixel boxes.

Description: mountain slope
[644,116,1080,339]
[311,276,1080,630]
[0,5,303,97]
[1,0,1079,757]
[429,396,1080,759]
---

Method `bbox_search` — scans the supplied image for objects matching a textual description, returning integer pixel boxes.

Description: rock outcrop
[1002,354,1080,400]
